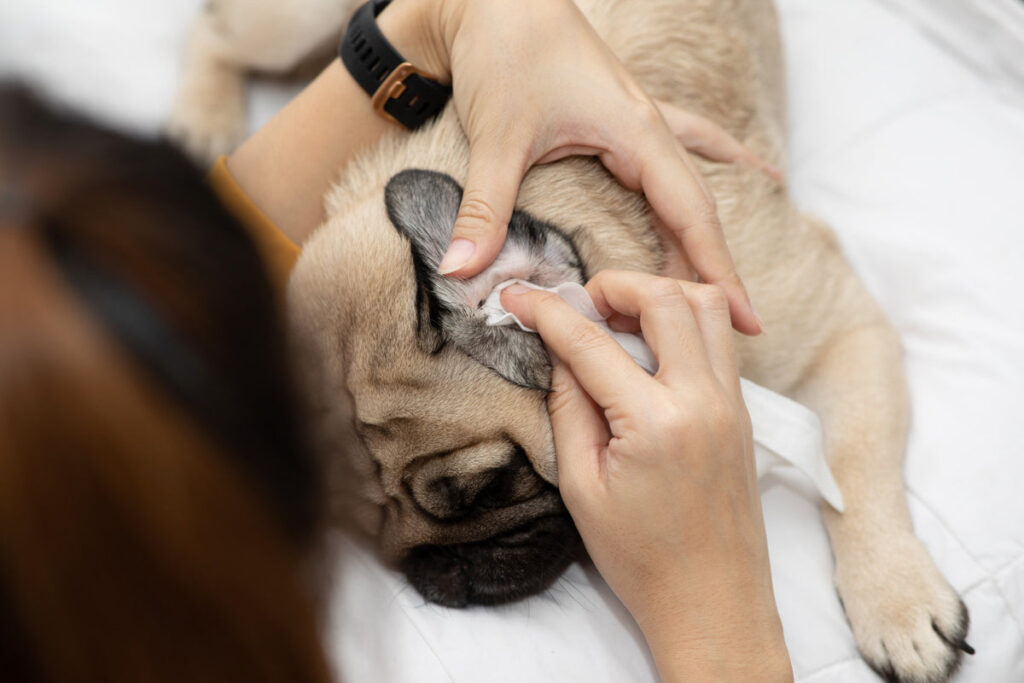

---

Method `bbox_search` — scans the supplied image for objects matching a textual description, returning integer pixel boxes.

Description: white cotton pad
[482,278,845,511]
[482,279,658,372]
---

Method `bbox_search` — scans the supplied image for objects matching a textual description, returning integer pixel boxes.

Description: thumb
[439,140,527,278]
[547,364,609,502]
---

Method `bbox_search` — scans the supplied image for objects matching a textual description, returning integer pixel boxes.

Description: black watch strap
[340,0,451,130]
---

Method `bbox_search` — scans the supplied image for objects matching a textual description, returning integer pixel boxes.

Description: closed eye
[402,442,545,521]
[474,445,535,510]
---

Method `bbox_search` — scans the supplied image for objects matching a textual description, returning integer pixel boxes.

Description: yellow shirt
[207,156,300,292]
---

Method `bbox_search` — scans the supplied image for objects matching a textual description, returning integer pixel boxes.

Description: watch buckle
[371,62,434,123]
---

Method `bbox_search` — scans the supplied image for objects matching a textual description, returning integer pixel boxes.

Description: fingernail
[504,283,530,296]
[438,238,475,275]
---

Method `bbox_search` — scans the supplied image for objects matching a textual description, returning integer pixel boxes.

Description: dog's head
[290,169,586,606]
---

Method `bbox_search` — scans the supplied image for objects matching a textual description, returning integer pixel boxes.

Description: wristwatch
[339,0,452,129]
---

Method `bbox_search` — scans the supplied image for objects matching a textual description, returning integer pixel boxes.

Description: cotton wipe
[483,279,844,512]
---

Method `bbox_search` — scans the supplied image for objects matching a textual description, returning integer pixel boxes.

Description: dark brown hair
[0,85,330,683]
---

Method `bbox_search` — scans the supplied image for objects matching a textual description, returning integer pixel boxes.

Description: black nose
[401,514,580,608]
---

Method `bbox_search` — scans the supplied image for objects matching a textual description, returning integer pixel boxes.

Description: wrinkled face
[354,390,581,607]
[294,170,588,607]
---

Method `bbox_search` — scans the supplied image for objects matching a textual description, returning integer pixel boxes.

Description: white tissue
[483,279,845,512]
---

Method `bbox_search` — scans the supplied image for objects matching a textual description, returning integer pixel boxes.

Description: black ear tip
[385,169,464,244]
[384,169,417,199]
[386,169,461,196]
[387,168,424,188]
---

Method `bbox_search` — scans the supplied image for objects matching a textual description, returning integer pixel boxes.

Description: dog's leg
[166,0,356,163]
[793,322,970,683]
[166,8,249,163]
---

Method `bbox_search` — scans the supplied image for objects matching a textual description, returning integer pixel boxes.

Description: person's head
[0,84,328,682]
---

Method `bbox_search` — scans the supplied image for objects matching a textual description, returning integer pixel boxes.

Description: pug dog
[171,0,971,680]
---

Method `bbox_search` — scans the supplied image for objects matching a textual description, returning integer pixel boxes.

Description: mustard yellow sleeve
[207,156,300,292]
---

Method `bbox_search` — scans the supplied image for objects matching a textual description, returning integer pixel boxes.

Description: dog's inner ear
[385,169,585,390]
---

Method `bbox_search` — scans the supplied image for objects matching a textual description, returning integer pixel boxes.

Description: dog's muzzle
[400,512,581,608]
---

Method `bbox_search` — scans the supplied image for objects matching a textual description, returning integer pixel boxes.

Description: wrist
[376,0,451,83]
[631,573,791,682]
[646,620,791,683]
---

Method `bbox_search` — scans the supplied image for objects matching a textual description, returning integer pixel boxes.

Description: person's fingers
[606,312,641,334]
[636,133,762,336]
[500,286,649,407]
[654,100,783,183]
[678,282,742,398]
[439,138,529,278]
[582,271,713,383]
[579,272,739,391]
[595,106,760,335]
[546,364,609,499]
[651,213,698,281]
[658,142,717,277]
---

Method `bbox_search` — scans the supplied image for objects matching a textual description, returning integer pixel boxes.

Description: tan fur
[167,0,352,160]
[172,0,969,680]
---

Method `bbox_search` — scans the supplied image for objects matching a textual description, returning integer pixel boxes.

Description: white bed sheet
[1,0,1022,680]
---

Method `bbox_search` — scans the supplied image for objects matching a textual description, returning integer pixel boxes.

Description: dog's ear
[384,169,464,275]
[385,169,582,391]
[383,169,460,355]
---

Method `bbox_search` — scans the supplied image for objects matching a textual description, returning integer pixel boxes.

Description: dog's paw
[835,534,972,683]
[165,88,246,164]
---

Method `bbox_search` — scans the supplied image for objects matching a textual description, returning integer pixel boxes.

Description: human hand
[399,0,768,334]
[500,271,791,682]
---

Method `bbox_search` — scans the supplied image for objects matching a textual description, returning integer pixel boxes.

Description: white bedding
[2,0,1022,680]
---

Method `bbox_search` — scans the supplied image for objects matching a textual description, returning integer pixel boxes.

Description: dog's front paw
[835,534,972,683]
[166,82,246,164]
